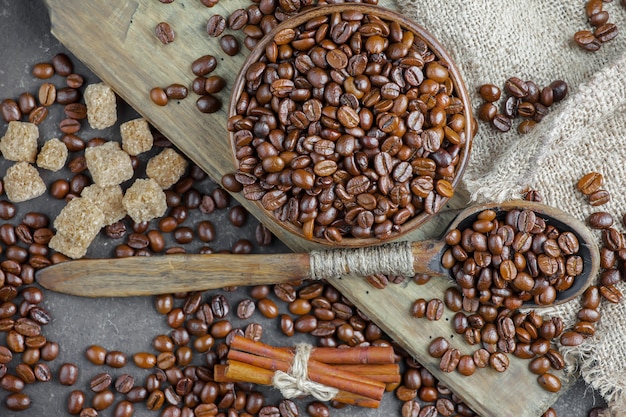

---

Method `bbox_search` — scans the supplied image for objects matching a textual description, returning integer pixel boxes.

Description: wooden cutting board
[44,1,566,415]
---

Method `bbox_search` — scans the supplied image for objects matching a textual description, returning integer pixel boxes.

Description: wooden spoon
[36,200,599,304]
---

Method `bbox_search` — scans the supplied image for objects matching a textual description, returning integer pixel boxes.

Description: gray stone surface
[0,1,608,416]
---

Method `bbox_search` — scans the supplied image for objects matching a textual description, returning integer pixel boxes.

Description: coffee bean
[151,87,168,106]
[587,211,614,229]
[90,372,113,392]
[67,390,86,414]
[425,298,444,320]
[93,389,115,411]
[6,393,30,411]
[504,77,529,98]
[207,15,226,37]
[237,299,256,319]
[575,30,602,51]
[428,337,450,358]
[1,99,21,122]
[105,350,127,368]
[589,189,610,206]
[306,402,329,417]
[537,373,561,393]
[220,34,240,56]
[478,84,501,102]
[58,363,79,385]
[595,23,618,43]
[439,348,461,373]
[32,62,54,79]
[191,55,217,79]
[491,113,512,132]
[155,22,176,44]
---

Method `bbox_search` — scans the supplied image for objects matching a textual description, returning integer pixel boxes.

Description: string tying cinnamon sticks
[218,335,400,408]
[271,343,338,401]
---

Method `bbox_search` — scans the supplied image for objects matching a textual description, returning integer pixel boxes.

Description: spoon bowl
[427,200,600,307]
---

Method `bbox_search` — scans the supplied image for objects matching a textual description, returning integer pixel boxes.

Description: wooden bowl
[228,4,475,247]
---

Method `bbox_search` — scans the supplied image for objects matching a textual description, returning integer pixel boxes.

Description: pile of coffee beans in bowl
[227,4,475,246]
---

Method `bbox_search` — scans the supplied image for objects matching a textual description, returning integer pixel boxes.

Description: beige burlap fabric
[397,1,626,415]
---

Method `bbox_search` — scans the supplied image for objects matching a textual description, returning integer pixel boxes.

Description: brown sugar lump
[0,121,39,163]
[81,184,126,226]
[122,178,167,223]
[49,197,105,259]
[36,138,68,171]
[84,82,117,129]
[84,141,134,186]
[4,162,46,202]
[146,148,189,189]
[120,118,153,156]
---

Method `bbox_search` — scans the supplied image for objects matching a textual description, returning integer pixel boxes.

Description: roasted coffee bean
[575,30,602,51]
[85,345,107,365]
[587,211,613,229]
[90,372,113,392]
[58,363,79,385]
[439,348,461,373]
[67,390,86,415]
[196,95,221,113]
[1,99,21,122]
[155,22,176,44]
[105,351,127,368]
[504,77,529,98]
[6,393,30,411]
[306,402,329,417]
[220,34,240,56]
[589,189,610,206]
[538,373,561,393]
[150,87,168,106]
[489,351,509,372]
[237,298,256,319]
[478,84,501,102]
[207,15,226,37]
[32,62,54,79]
[93,389,115,411]
[577,171,603,195]
[492,113,512,132]
[425,298,444,320]
[192,57,218,82]
[115,373,135,394]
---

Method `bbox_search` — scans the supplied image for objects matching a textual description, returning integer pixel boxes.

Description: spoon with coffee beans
[36,200,599,308]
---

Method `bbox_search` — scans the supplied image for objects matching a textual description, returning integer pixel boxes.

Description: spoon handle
[36,240,448,297]
[36,253,312,297]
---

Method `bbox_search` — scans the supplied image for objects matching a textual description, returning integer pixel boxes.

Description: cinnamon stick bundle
[215,361,382,408]
[226,335,399,405]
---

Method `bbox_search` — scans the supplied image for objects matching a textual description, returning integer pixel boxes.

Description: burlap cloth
[395,0,626,415]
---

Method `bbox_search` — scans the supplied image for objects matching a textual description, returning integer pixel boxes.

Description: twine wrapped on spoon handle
[308,241,415,280]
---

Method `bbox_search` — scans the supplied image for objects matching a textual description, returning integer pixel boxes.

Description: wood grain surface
[44,1,566,415]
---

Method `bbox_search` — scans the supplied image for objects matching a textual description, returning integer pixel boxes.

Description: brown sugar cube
[36,138,68,171]
[49,197,106,259]
[120,118,153,156]
[0,121,39,163]
[84,141,134,186]
[81,184,127,226]
[84,82,117,129]
[4,162,46,202]
[146,148,188,189]
[122,178,167,223]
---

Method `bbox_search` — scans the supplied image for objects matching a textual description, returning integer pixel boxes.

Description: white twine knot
[308,241,415,280]
[271,343,338,402]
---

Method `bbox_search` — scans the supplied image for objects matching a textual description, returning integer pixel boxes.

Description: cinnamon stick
[221,360,381,408]
[228,336,386,401]
[335,364,401,383]
[278,345,396,364]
